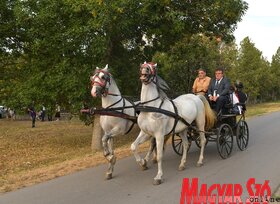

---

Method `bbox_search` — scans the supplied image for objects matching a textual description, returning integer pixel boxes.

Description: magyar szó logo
[180,178,279,204]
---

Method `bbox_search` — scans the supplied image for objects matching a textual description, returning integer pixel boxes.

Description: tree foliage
[8,0,280,114]
[270,47,280,100]
[232,37,271,103]
[153,34,220,95]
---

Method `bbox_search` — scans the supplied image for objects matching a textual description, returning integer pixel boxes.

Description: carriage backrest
[228,90,248,114]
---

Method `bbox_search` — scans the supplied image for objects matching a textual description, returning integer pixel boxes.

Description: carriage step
[220,114,237,117]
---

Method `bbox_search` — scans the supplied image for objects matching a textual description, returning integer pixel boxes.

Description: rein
[138,95,160,106]
[136,100,192,136]
[136,102,213,135]
[83,94,138,134]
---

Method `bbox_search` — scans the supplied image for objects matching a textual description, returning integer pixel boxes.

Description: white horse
[90,65,158,179]
[131,62,216,185]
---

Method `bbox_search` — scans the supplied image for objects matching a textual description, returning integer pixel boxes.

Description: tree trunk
[91,115,103,151]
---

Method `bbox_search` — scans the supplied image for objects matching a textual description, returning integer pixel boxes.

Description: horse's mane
[156,75,170,100]
[109,75,117,87]
[109,74,121,95]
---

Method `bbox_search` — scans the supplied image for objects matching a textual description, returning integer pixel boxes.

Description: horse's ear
[104,64,109,71]
[96,67,100,70]
[144,61,147,64]
[154,63,157,68]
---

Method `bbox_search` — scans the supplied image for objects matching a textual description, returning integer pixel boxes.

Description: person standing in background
[28,101,36,128]
[55,103,61,121]
[41,104,46,121]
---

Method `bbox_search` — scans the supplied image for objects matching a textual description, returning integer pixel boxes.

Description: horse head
[90,64,112,97]
[139,62,157,84]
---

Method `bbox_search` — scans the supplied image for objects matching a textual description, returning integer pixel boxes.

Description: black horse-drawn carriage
[172,102,249,159]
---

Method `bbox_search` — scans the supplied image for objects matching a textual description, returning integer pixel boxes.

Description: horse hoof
[141,165,148,171]
[178,166,185,171]
[153,179,162,185]
[141,159,148,170]
[196,162,203,167]
[105,173,113,180]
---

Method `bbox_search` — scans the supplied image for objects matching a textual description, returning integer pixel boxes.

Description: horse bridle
[139,62,157,85]
[90,69,112,97]
[89,69,137,134]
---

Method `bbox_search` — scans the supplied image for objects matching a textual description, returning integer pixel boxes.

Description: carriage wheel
[172,134,191,156]
[236,120,249,151]
[195,135,209,148]
[217,124,233,159]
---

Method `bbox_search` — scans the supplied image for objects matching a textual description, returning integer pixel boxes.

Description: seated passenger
[192,68,211,95]
[230,80,247,114]
[207,67,230,114]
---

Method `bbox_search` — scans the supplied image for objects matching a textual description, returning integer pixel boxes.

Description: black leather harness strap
[91,109,137,123]
[136,101,192,136]
[85,94,138,135]
[166,99,179,136]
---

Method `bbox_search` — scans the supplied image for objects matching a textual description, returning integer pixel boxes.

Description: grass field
[0,118,143,193]
[1,101,280,193]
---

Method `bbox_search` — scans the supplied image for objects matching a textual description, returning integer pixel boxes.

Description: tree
[270,47,280,100]
[0,0,248,112]
[153,34,220,95]
[234,37,271,103]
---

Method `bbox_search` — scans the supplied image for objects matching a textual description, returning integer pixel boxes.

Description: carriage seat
[225,92,247,115]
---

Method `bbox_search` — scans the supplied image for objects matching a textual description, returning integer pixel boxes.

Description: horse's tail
[198,95,216,130]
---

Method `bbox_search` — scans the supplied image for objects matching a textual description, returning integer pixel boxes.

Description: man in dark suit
[207,67,230,114]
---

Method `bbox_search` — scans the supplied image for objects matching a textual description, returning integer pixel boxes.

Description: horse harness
[87,93,138,135]
[85,93,193,136]
[89,66,202,135]
[136,96,194,136]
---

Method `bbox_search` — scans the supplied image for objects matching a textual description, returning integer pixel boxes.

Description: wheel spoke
[225,141,232,150]
[242,136,247,144]
[236,120,249,151]
[220,143,226,156]
[217,124,233,159]
[179,143,183,153]
[239,139,244,149]
[225,143,230,155]
[175,142,182,153]
[174,140,182,147]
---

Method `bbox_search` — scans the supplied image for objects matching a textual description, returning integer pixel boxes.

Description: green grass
[246,101,280,118]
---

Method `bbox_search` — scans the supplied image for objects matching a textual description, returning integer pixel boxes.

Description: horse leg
[150,135,170,164]
[102,133,116,179]
[153,134,164,185]
[178,130,189,171]
[197,131,206,167]
[144,137,156,164]
[106,137,116,179]
[131,130,150,170]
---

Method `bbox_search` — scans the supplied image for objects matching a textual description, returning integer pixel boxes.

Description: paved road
[1,112,280,204]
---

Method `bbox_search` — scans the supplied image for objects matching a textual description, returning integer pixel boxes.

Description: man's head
[215,67,224,80]
[197,68,207,79]
[234,80,244,90]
